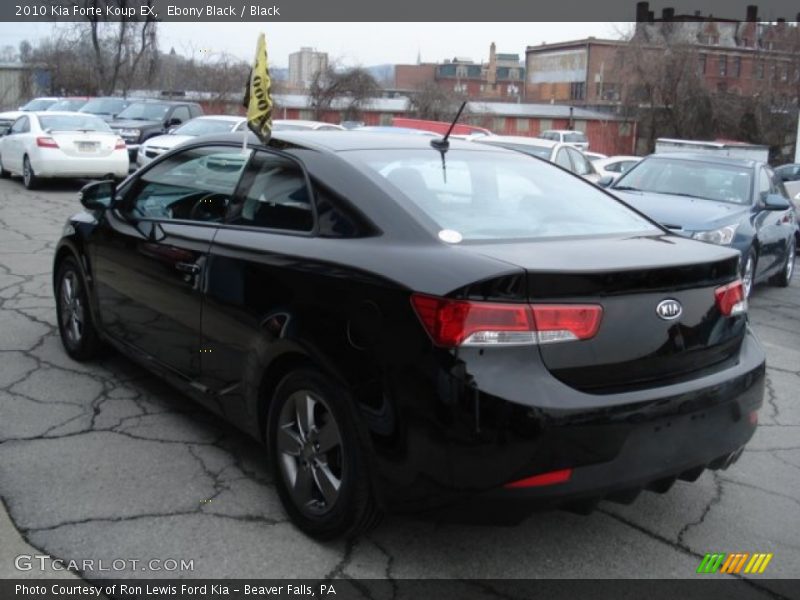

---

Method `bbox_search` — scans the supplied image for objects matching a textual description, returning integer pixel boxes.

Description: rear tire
[770,238,795,287]
[55,256,101,361]
[267,368,381,540]
[22,155,39,190]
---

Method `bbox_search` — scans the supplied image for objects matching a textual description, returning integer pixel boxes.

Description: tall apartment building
[288,47,329,90]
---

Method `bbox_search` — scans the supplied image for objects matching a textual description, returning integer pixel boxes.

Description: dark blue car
[607,153,797,298]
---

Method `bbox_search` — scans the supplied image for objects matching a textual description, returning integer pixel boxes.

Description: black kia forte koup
[53,131,766,539]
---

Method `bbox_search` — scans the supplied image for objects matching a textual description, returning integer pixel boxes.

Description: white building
[288,47,329,89]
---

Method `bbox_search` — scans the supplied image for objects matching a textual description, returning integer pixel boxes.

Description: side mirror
[597,175,614,188]
[0,127,9,137]
[165,117,181,128]
[764,194,791,211]
[79,180,116,211]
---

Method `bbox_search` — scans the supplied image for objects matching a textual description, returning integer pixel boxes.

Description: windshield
[614,157,753,205]
[477,140,552,159]
[174,119,240,136]
[80,98,129,116]
[46,100,87,112]
[38,115,111,132]
[116,102,170,121]
[21,98,57,111]
[351,149,658,241]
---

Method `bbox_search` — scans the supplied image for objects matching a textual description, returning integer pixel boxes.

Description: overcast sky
[0,22,630,66]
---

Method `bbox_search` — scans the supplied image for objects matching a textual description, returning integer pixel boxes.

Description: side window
[171,106,191,124]
[555,148,573,170]
[10,117,29,134]
[757,168,771,203]
[316,184,368,238]
[230,152,313,232]
[567,147,592,176]
[768,168,788,197]
[189,105,203,118]
[605,162,621,173]
[127,146,249,222]
[619,161,637,174]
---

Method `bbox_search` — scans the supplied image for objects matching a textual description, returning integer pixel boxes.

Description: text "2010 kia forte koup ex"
[53,131,765,539]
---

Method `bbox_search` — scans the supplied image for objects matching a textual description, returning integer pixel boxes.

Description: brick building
[525,4,800,109]
[393,43,525,101]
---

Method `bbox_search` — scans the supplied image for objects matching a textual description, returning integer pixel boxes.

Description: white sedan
[593,155,641,181]
[137,115,247,167]
[0,112,129,189]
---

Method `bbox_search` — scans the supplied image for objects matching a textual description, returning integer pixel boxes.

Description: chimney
[635,1,649,22]
[662,8,674,20]
[746,5,758,22]
[487,42,497,86]
[648,10,655,21]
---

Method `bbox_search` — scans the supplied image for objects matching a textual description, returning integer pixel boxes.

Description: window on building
[299,110,314,120]
[509,68,519,80]
[698,54,707,75]
[570,81,585,100]
[770,63,777,80]
[516,118,529,133]
[718,56,727,77]
[494,117,506,131]
[456,65,468,78]
[732,56,741,78]
[379,113,393,126]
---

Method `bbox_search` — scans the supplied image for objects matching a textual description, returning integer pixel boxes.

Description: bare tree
[71,0,158,95]
[308,66,380,121]
[409,82,465,121]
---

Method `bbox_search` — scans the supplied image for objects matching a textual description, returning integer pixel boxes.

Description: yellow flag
[243,33,272,143]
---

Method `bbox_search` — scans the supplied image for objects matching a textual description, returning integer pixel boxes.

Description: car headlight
[692,224,738,245]
[118,128,140,138]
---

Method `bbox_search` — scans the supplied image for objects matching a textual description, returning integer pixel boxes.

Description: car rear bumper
[380,328,765,517]
[33,152,130,178]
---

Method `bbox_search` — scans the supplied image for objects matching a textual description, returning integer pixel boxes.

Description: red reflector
[531,304,603,340]
[410,294,533,347]
[748,410,758,425]
[36,136,58,148]
[504,468,573,489]
[715,280,746,316]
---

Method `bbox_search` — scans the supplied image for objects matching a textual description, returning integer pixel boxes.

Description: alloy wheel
[787,240,796,282]
[59,271,84,346]
[277,390,344,516]
[23,158,31,187]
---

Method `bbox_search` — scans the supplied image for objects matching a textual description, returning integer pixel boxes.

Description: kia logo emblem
[656,299,682,320]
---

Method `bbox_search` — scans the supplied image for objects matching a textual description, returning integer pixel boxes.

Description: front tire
[770,237,795,288]
[268,368,381,539]
[0,153,9,178]
[55,257,101,361]
[23,155,39,190]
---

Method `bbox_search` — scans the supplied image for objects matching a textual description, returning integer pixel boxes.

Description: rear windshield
[614,157,753,205]
[116,102,171,120]
[350,149,658,241]
[47,99,87,112]
[38,115,111,132]
[563,132,587,143]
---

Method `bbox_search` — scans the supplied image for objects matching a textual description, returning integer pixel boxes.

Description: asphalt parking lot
[0,177,798,593]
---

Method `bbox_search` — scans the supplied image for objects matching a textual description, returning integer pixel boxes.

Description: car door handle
[175,262,201,275]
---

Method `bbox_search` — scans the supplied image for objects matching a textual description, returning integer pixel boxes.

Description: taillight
[715,279,747,316]
[410,294,603,347]
[114,138,126,150]
[36,136,58,148]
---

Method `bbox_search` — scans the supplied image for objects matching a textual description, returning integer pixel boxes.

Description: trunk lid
[465,234,745,393]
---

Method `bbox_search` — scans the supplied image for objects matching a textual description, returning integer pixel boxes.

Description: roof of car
[192,115,245,122]
[31,111,102,117]
[646,152,759,168]
[199,130,512,153]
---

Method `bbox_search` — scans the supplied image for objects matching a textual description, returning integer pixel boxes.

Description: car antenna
[430,100,467,183]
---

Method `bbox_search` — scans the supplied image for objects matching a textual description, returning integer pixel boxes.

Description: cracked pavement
[0,177,798,594]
